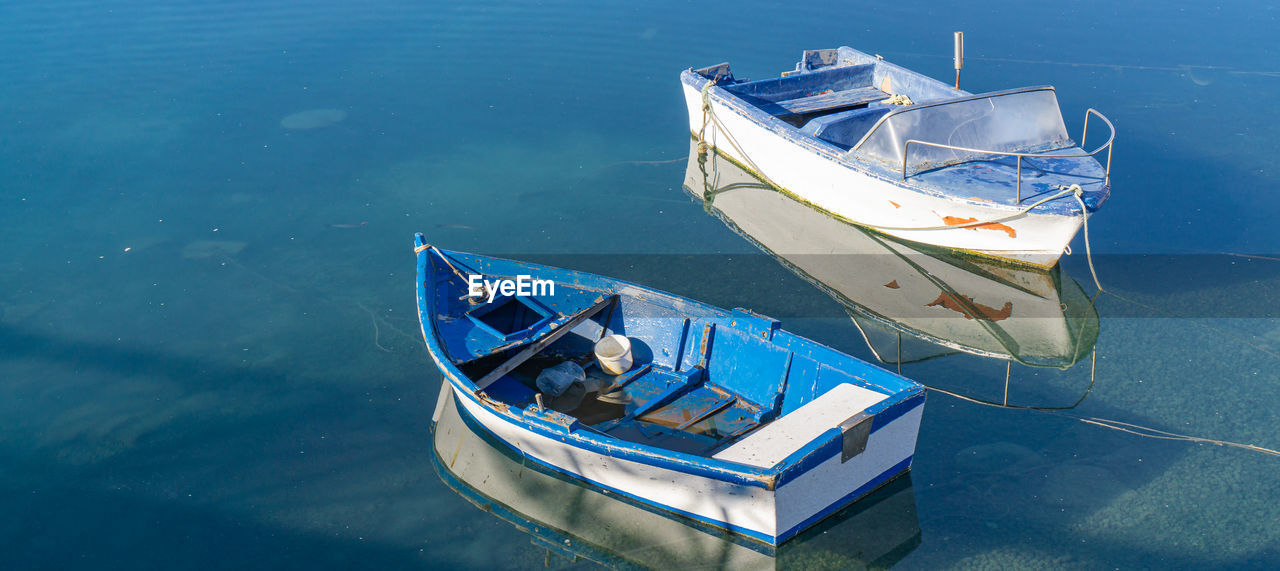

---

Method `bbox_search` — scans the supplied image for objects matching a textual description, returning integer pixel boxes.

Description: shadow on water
[0,478,430,569]
[0,321,478,568]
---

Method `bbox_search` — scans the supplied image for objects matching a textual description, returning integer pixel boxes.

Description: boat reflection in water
[682,143,1099,381]
[430,382,921,569]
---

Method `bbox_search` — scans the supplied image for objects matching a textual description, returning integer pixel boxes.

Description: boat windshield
[851,87,1071,171]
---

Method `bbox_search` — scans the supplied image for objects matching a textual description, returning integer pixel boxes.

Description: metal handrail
[900,108,1115,203]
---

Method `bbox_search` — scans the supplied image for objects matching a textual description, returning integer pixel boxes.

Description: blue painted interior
[427,252,609,362]
[465,294,555,341]
[837,47,964,104]
[909,148,1110,212]
[767,87,889,117]
[705,325,790,410]
[800,106,893,149]
[723,63,876,103]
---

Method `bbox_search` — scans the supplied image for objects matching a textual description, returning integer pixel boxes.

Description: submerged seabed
[2,0,1280,568]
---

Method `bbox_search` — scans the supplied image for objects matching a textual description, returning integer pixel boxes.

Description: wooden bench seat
[770,86,889,116]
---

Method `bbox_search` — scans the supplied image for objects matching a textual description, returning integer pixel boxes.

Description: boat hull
[681,75,1089,268]
[439,375,922,546]
[414,238,927,546]
[430,379,925,568]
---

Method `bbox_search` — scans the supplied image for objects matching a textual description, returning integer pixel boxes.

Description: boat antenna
[953,31,964,90]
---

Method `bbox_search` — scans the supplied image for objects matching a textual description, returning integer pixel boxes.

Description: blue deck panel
[909,148,1110,213]
[761,86,890,116]
[802,105,893,149]
[724,63,876,102]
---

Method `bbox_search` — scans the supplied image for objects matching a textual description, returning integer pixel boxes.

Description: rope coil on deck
[884,93,913,106]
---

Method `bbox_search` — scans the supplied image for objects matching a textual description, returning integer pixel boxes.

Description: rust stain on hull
[927,291,1013,322]
[942,215,1017,238]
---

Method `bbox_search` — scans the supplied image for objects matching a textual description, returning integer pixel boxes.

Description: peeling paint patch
[888,200,901,209]
[942,215,1017,238]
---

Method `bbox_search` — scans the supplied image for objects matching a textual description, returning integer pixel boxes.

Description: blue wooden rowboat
[414,234,925,546]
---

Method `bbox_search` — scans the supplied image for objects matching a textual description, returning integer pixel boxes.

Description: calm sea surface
[3,1,1279,568]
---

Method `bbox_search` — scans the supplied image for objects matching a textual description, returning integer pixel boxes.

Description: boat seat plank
[637,385,727,428]
[770,86,889,116]
[712,383,888,469]
[674,395,737,431]
[475,295,617,391]
[595,365,705,432]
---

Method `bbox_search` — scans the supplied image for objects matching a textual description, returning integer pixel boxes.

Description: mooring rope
[1066,184,1105,292]
[696,79,716,157]
[1071,416,1280,458]
[605,157,689,167]
[914,294,1280,459]
[699,79,771,181]
[924,382,1280,459]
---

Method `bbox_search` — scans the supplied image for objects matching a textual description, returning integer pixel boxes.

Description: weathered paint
[414,235,924,545]
[680,45,1113,268]
[941,215,1017,238]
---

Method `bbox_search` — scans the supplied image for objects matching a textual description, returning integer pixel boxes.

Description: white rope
[700,79,771,180]
[1066,184,1105,292]
[884,93,913,105]
[926,385,1280,459]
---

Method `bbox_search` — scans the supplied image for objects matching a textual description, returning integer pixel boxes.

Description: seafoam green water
[2,1,1279,568]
